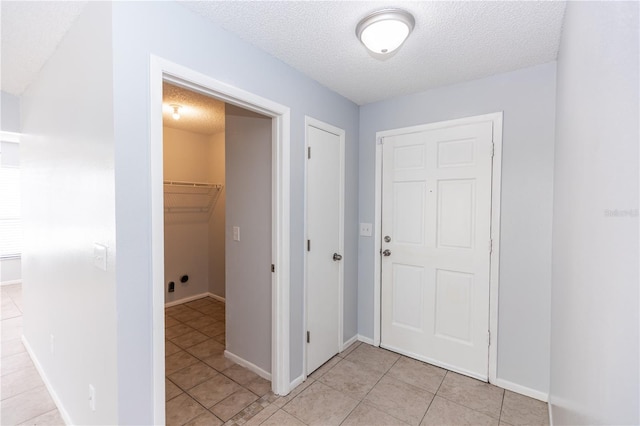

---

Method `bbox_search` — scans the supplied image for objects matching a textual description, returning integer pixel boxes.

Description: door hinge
[489,239,493,253]
[487,330,491,346]
[307,240,311,251]
[306,331,310,343]
[490,143,495,158]
[271,264,275,273]
[307,146,311,159]
[377,137,384,145]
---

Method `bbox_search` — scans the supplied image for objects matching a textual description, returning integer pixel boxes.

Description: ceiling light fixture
[170,104,182,120]
[356,9,415,55]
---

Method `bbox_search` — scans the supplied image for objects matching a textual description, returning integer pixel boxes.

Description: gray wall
[19,3,118,424]
[1,91,20,132]
[225,105,272,373]
[110,2,359,422]
[550,2,639,424]
[358,62,556,395]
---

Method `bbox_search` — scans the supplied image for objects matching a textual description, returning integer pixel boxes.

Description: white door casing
[304,118,345,375]
[150,56,291,424]
[380,120,494,380]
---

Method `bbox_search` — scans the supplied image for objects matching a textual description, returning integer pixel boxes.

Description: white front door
[305,121,344,375]
[380,121,493,380]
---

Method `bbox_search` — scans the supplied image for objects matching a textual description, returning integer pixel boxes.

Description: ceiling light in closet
[171,105,182,120]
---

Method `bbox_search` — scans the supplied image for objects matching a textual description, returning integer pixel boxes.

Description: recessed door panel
[437,179,475,249]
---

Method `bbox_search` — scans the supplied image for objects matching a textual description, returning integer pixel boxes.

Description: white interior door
[306,122,344,375]
[380,121,493,380]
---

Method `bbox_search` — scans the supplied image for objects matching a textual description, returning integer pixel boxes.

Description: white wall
[20,3,118,424]
[163,126,217,303]
[225,105,272,373]
[1,91,20,133]
[1,92,22,284]
[359,63,557,396]
[550,2,639,424]
[111,3,359,421]
[208,131,226,298]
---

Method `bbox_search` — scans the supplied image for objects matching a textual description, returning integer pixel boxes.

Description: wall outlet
[50,334,54,355]
[233,226,240,241]
[359,223,373,237]
[89,384,96,411]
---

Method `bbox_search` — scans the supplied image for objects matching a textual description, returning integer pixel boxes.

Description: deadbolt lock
[384,236,391,243]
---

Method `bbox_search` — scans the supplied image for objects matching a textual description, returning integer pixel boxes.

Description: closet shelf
[163,180,223,214]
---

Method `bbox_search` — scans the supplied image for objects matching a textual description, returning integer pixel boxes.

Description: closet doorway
[150,57,291,423]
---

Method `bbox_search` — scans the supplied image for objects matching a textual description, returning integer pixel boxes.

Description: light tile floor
[1,284,64,425]
[0,285,549,426]
[166,298,550,426]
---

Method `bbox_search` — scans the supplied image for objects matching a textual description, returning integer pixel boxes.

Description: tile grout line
[167,299,270,426]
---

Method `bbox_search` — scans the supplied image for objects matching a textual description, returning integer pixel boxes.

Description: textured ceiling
[181,1,566,105]
[0,1,566,106]
[163,82,226,135]
[1,1,87,95]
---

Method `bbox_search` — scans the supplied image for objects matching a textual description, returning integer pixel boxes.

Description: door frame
[150,56,291,424]
[302,116,345,379]
[373,112,503,384]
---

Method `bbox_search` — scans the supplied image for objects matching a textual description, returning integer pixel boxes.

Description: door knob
[382,249,391,256]
[384,236,391,242]
[333,253,343,261]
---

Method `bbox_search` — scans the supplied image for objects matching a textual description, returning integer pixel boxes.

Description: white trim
[357,334,375,346]
[372,112,503,383]
[224,350,272,381]
[207,292,226,304]
[493,378,549,403]
[164,292,225,308]
[150,56,291,424]
[0,131,21,143]
[164,293,209,308]
[289,374,305,391]
[22,336,72,425]
[548,400,555,426]
[341,334,358,352]
[488,113,503,384]
[302,117,346,378]
[1,279,22,286]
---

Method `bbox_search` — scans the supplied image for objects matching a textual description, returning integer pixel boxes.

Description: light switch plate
[93,243,107,271]
[233,226,240,241]
[359,223,373,237]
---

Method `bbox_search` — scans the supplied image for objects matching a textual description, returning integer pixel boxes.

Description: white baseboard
[22,335,72,425]
[1,279,22,286]
[493,378,549,402]
[224,350,271,381]
[341,334,358,351]
[164,292,225,307]
[165,292,209,307]
[207,292,225,304]
[289,374,304,392]
[357,334,375,345]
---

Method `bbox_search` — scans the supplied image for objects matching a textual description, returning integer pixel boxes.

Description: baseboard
[224,350,271,381]
[1,279,22,286]
[164,292,226,307]
[341,334,358,351]
[289,373,304,392]
[357,334,375,345]
[22,335,72,425]
[206,292,226,304]
[493,378,549,402]
[164,292,209,307]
